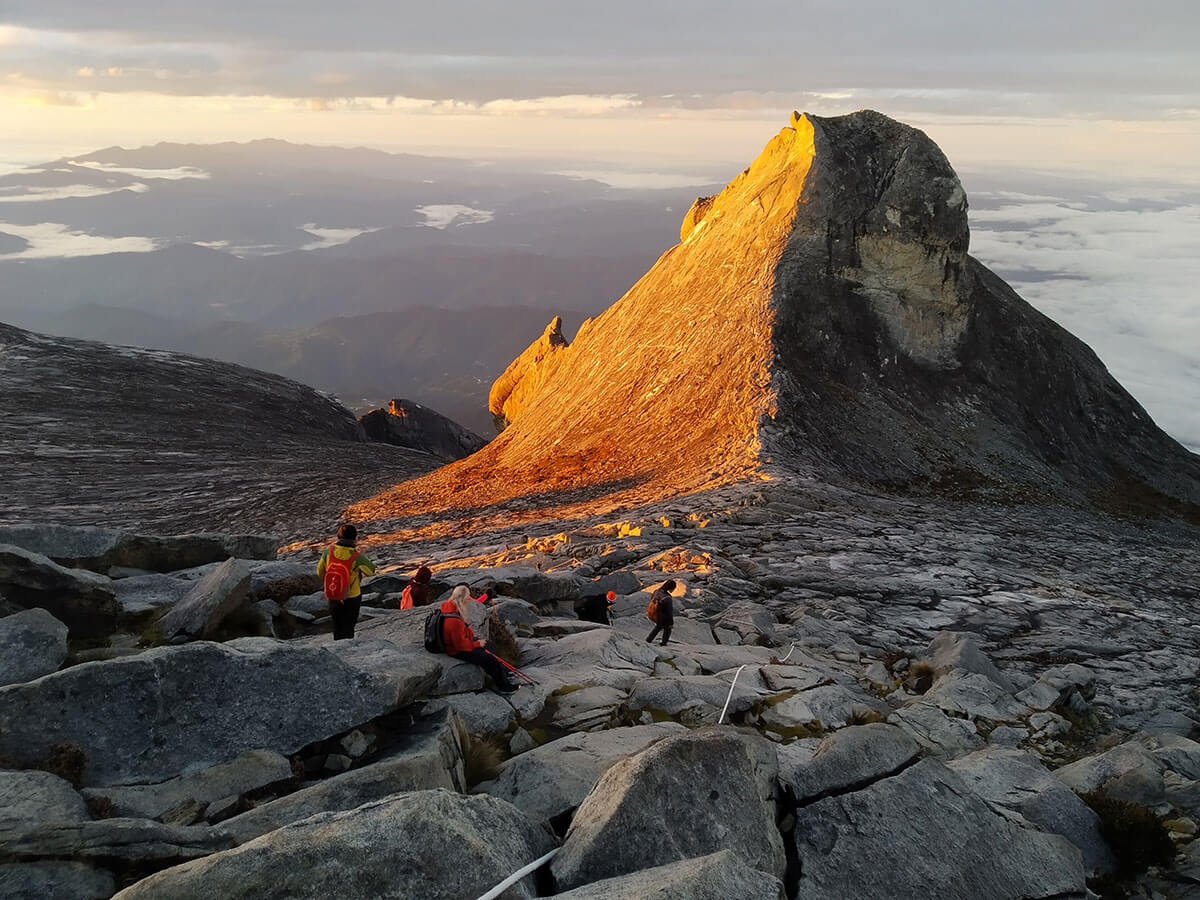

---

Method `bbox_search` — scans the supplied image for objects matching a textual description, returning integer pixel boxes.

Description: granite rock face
[489,315,570,433]
[115,790,556,900]
[0,637,441,786]
[0,545,119,638]
[157,558,253,641]
[551,728,784,891]
[0,608,69,686]
[792,759,1087,899]
[358,399,486,461]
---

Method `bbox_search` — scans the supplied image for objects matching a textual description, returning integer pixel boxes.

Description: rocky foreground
[1,476,1198,898]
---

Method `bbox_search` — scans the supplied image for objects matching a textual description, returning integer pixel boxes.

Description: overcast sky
[2,1,1199,173]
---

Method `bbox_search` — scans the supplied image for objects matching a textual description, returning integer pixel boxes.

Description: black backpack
[423,609,460,653]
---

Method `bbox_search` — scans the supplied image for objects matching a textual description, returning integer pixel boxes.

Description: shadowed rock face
[0,322,436,538]
[358,399,486,461]
[352,110,1199,530]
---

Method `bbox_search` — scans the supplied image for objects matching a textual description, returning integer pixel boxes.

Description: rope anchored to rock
[475,847,560,900]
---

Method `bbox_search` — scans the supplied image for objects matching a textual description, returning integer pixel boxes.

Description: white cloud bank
[0,221,158,257]
[969,190,1200,452]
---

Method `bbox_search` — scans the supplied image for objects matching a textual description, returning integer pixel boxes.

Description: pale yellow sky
[4,86,1200,183]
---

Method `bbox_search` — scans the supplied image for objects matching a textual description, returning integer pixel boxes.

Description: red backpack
[323,546,359,603]
[400,583,415,610]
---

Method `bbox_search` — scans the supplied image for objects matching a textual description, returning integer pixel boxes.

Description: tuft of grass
[1080,790,1175,876]
[905,660,935,694]
[86,795,114,819]
[488,617,521,666]
[451,717,506,788]
[45,743,88,786]
[847,706,885,726]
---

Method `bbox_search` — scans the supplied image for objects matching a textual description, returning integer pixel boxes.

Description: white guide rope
[476,847,561,900]
[718,664,748,725]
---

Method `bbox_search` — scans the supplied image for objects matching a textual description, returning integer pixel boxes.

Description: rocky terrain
[2,111,1199,899]
[0,323,441,541]
[359,399,486,461]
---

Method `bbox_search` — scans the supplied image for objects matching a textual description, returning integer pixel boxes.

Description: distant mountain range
[0,139,719,433]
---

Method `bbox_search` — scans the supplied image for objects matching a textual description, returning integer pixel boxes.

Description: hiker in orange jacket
[317,524,377,640]
[441,584,519,693]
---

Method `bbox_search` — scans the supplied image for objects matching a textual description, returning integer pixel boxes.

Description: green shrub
[1080,790,1175,875]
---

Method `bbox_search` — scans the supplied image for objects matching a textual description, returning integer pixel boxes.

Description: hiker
[439,584,519,693]
[574,590,615,625]
[400,565,433,609]
[317,524,376,640]
[646,579,676,646]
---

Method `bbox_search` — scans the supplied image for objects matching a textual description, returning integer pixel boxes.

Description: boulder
[888,701,985,759]
[0,524,276,573]
[0,544,119,638]
[358,399,487,461]
[921,670,1028,723]
[0,608,68,686]
[549,849,784,899]
[778,724,920,802]
[792,758,1087,899]
[714,603,779,646]
[81,750,293,821]
[626,674,762,723]
[0,637,441,786]
[429,692,515,738]
[115,790,556,900]
[157,557,252,641]
[1016,664,1096,713]
[110,573,194,615]
[481,723,686,823]
[550,728,785,891]
[1053,741,1168,811]
[0,862,115,900]
[551,685,627,732]
[0,817,227,866]
[578,570,642,600]
[925,631,1015,691]
[0,770,89,836]
[947,747,1117,875]
[218,708,465,845]
[519,629,660,691]
[761,683,887,732]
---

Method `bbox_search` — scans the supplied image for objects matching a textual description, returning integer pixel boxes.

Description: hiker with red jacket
[440,584,519,694]
[400,565,433,609]
[317,524,377,640]
[646,579,676,646]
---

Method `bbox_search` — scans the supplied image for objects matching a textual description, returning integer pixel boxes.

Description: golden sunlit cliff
[349,110,1200,535]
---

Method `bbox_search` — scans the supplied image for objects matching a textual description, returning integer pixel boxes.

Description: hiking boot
[497,680,519,695]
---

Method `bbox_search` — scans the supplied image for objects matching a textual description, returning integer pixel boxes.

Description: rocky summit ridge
[353,110,1199,534]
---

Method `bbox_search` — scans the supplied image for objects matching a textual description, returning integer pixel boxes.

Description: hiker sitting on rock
[400,565,433,609]
[645,580,676,646]
[574,590,615,625]
[440,585,519,694]
[318,524,377,640]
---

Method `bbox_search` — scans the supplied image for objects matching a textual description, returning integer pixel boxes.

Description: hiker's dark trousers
[329,596,362,640]
[646,623,672,645]
[453,646,511,686]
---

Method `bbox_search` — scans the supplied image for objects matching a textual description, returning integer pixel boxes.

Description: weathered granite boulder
[428,691,515,737]
[792,759,1087,898]
[0,544,119,638]
[520,629,660,691]
[0,637,441,786]
[110,573,194,614]
[549,849,784,899]
[926,630,1015,691]
[777,723,920,802]
[81,750,293,822]
[1053,740,1168,811]
[218,708,466,845]
[0,817,227,866]
[157,557,253,641]
[1016,663,1095,713]
[480,724,686,824]
[888,701,985,759]
[0,524,276,573]
[359,399,486,461]
[0,770,90,836]
[0,608,68,686]
[551,728,784,890]
[947,747,1117,875]
[0,862,115,900]
[626,674,762,723]
[921,670,1029,723]
[115,790,556,900]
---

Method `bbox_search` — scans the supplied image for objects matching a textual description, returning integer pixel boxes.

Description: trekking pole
[485,649,536,685]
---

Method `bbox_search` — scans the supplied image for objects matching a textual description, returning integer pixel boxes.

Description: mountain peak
[350,110,1200,532]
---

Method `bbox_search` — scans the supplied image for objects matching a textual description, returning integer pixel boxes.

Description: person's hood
[440,599,458,615]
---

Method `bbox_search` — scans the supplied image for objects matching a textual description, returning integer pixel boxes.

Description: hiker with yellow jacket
[318,524,377,640]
